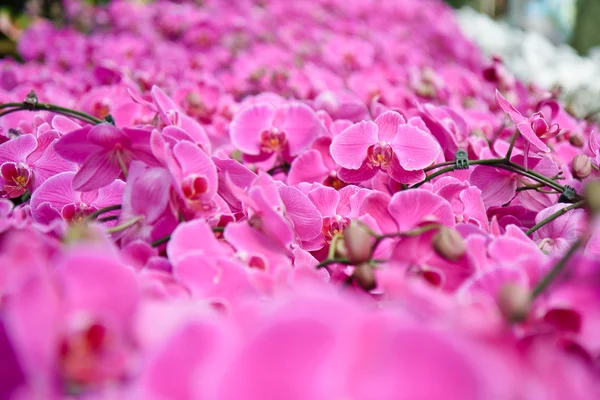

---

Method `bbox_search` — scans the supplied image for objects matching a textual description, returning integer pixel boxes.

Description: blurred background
[1,1,598,55]
[446,0,599,55]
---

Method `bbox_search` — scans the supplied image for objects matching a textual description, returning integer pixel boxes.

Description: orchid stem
[370,223,440,258]
[530,239,583,300]
[150,226,226,247]
[106,216,142,233]
[316,258,352,269]
[0,102,103,124]
[504,131,519,160]
[86,204,121,220]
[413,158,574,197]
[525,201,585,236]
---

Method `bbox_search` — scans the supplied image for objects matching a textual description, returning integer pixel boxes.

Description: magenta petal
[56,248,138,327]
[51,115,82,134]
[72,151,121,192]
[280,103,322,156]
[172,141,218,199]
[167,219,230,264]
[124,161,171,223]
[54,126,102,163]
[279,186,322,241]
[469,166,517,208]
[30,172,77,222]
[29,141,77,192]
[495,90,549,153]
[389,189,455,231]
[0,134,37,163]
[338,163,378,183]
[330,121,378,169]
[151,85,180,125]
[230,103,276,155]
[391,124,441,170]
[308,185,340,216]
[288,149,330,187]
[359,192,397,234]
[87,123,128,147]
[179,114,212,153]
[387,154,426,184]
[374,110,404,142]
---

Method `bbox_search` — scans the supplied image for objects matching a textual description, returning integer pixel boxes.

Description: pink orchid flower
[331,110,441,184]
[29,171,124,225]
[0,132,76,198]
[230,100,324,162]
[496,90,559,165]
[54,123,158,191]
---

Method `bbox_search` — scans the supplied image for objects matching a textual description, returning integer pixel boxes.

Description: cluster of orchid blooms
[2,0,600,398]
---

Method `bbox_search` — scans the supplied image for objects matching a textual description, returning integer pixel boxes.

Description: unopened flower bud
[432,227,465,262]
[352,263,376,292]
[569,134,585,148]
[584,180,600,214]
[343,225,372,264]
[572,155,592,179]
[497,283,530,323]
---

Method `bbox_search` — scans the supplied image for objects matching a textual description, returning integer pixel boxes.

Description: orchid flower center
[324,171,346,190]
[62,203,99,223]
[91,100,111,119]
[181,174,209,201]
[530,112,560,139]
[367,143,393,169]
[59,322,109,386]
[322,215,350,242]
[259,128,287,153]
[0,162,32,198]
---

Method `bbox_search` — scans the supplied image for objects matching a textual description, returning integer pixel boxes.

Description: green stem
[0,102,103,124]
[525,201,585,236]
[424,160,454,172]
[86,204,122,220]
[106,216,142,233]
[530,239,583,300]
[266,162,290,175]
[505,131,519,160]
[151,226,226,247]
[116,150,129,178]
[370,223,440,258]
[316,257,352,269]
[97,215,119,222]
[413,158,571,196]
[150,234,171,247]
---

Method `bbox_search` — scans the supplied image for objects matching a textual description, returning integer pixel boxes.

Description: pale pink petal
[374,110,405,142]
[390,124,441,170]
[469,166,517,208]
[389,189,455,231]
[230,103,276,155]
[330,121,378,169]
